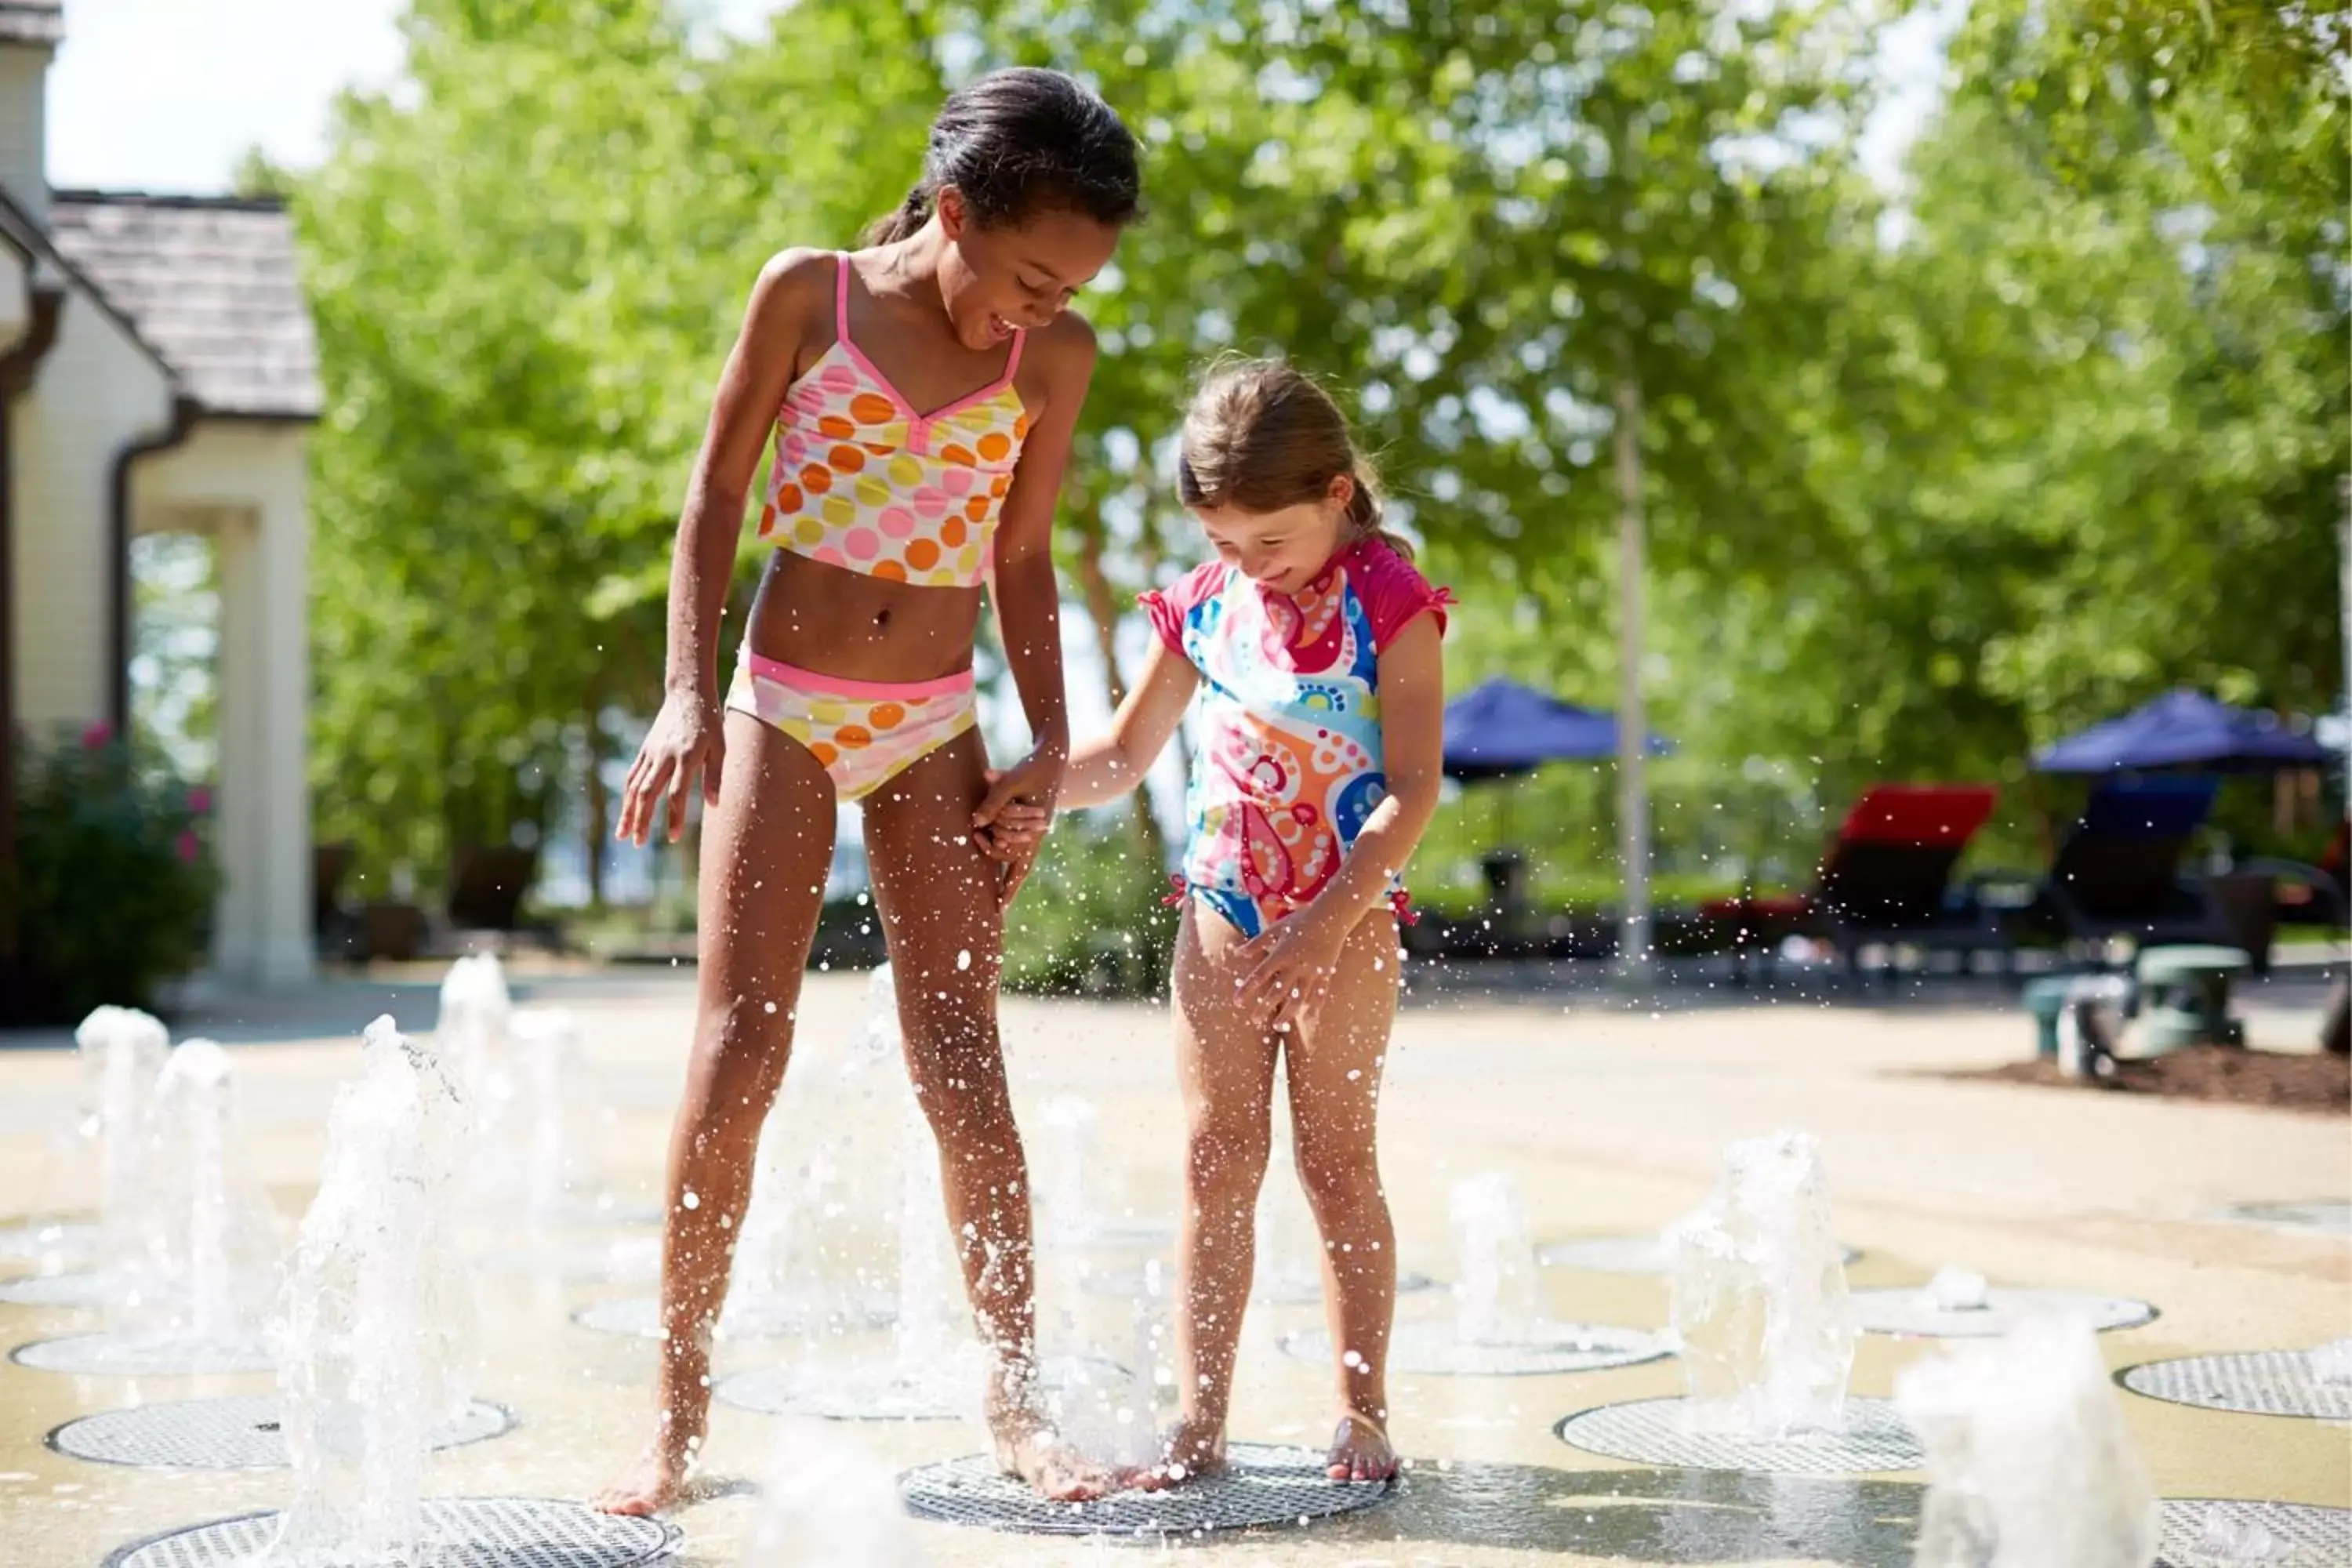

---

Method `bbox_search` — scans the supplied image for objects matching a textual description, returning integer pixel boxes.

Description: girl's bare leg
[595,712,835,1515]
[862,728,1112,1502]
[1284,909,1401,1480]
[1136,904,1283,1487]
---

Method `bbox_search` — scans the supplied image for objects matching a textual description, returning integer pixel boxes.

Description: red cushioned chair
[1704,783,2013,984]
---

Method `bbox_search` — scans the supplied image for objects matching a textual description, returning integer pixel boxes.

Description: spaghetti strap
[834,252,854,343]
[1003,327,1026,381]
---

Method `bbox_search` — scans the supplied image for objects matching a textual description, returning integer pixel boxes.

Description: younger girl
[597,69,1139,1513]
[1022,359,1448,1485]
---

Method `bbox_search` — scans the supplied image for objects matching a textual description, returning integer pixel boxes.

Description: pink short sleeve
[1137,561,1227,656]
[1346,540,1452,652]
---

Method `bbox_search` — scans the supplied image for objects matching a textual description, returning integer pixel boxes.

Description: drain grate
[2216,1200,2352,1239]
[716,1352,1123,1422]
[13,1331,274,1377]
[2157,1498,2352,1566]
[1555,1396,1923,1475]
[717,1361,967,1422]
[571,1291,895,1343]
[900,1440,1393,1538]
[101,1497,681,1567]
[1255,1269,1440,1306]
[1077,1263,1441,1302]
[51,1396,515,1470]
[0,1219,96,1263]
[1850,1286,2157,1339]
[554,1197,664,1229]
[1282,1320,1668,1378]
[483,1235,662,1283]
[2120,1350,2352,1421]
[1539,1234,1861,1276]
[0,1269,107,1307]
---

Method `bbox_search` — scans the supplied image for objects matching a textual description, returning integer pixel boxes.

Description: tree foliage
[297,0,2346,906]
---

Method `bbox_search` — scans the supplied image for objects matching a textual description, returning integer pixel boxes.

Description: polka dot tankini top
[754,253,1030,589]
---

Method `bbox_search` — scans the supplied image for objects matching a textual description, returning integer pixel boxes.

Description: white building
[1,1,317,988]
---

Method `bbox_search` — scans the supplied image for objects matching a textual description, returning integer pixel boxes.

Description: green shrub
[1001,820,1177,999]
[13,724,217,1022]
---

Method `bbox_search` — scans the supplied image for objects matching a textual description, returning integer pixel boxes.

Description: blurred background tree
[289,0,2345,964]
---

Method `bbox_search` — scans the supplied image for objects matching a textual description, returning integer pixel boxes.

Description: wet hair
[863,67,1142,245]
[1176,358,1414,561]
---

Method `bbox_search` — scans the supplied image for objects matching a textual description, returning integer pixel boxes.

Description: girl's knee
[1294,1143,1382,1215]
[1187,1121,1271,1201]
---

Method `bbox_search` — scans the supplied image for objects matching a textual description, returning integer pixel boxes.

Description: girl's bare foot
[592,1426,699,1517]
[989,1406,1116,1501]
[1326,1410,1396,1483]
[1133,1414,1228,1491]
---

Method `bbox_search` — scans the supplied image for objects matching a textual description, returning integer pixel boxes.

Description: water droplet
[682,1190,700,1210]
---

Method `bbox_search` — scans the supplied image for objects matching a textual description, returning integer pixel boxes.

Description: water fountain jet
[1896,1312,2158,1568]
[1669,1130,1857,1436]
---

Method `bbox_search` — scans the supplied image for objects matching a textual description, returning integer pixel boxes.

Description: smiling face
[1193,476,1355,596]
[935,189,1123,352]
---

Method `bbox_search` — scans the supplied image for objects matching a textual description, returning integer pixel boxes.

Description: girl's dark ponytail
[861,183,934,246]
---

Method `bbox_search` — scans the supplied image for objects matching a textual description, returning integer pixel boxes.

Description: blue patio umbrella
[1443,677,1672,783]
[2033,688,2333,774]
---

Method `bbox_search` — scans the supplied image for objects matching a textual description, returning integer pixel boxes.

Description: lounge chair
[2020,775,2234,954]
[1701,783,2011,982]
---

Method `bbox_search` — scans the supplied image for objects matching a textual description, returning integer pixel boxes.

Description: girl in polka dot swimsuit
[602,71,1138,1515]
[1004,360,1449,1492]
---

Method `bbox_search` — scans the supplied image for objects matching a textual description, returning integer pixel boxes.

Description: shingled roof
[0,2,62,46]
[48,192,321,420]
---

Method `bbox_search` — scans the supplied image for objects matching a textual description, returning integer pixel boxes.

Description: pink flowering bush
[14,726,216,1022]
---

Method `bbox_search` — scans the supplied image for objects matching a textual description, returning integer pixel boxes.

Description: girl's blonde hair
[1175,358,1414,561]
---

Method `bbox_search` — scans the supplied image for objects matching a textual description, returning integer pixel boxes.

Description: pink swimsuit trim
[742,651,975,701]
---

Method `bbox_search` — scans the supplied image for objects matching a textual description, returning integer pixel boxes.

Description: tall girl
[1041,359,1448,1485]
[597,69,1140,1513]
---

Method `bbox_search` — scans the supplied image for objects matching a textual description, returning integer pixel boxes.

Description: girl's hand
[973,745,1065,907]
[1237,909,1351,1034]
[617,689,727,846]
[974,792,1054,862]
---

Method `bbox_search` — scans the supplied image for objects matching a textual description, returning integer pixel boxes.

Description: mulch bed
[1936,1047,2350,1114]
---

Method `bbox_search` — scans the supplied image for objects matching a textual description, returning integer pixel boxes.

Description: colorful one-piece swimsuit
[1140,539,1451,937]
[724,252,1033,800]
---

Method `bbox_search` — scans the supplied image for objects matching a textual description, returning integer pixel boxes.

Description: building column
[209,485,313,989]
[210,512,262,981]
[253,477,314,985]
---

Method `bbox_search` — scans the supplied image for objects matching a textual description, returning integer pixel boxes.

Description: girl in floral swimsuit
[1007,358,1449,1488]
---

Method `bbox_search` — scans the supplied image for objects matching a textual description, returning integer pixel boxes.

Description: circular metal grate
[571,1290,897,1343]
[716,1352,1124,1423]
[482,1235,662,1283]
[0,1218,96,1263]
[0,1269,108,1307]
[1282,1319,1668,1378]
[51,1396,516,1471]
[101,1497,682,1568]
[1076,1262,1441,1302]
[2157,1498,2352,1567]
[2217,1200,2352,1239]
[2120,1350,2352,1421]
[1540,1233,1861,1275]
[1850,1286,2157,1339]
[1255,1269,1440,1306]
[554,1196,664,1229]
[13,1331,274,1377]
[1555,1396,1923,1475]
[717,1360,966,1422]
[900,1440,1393,1538]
